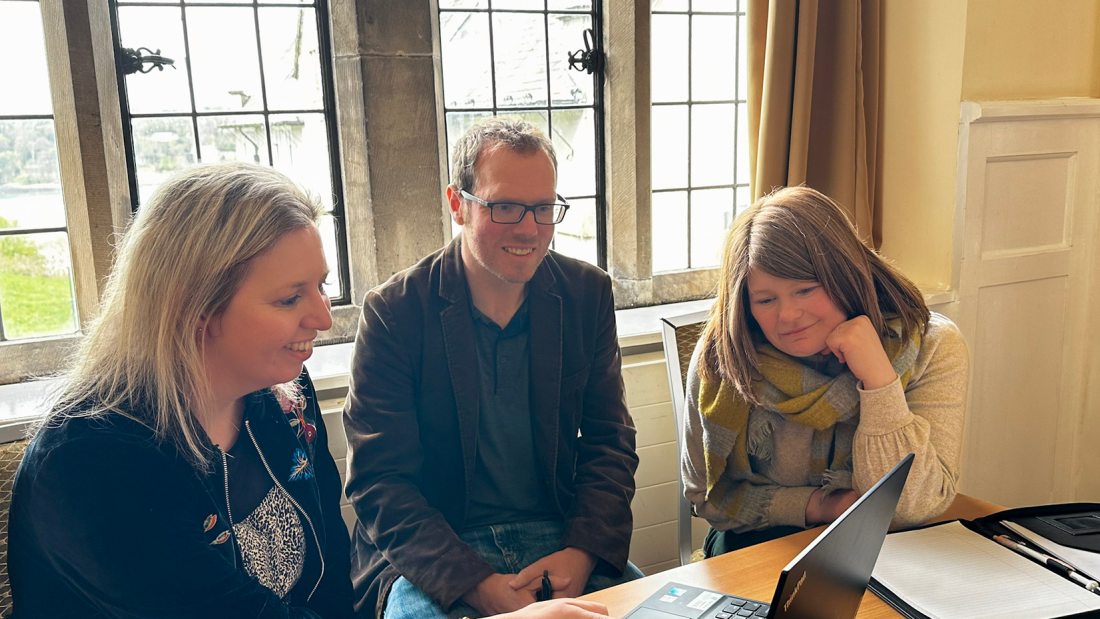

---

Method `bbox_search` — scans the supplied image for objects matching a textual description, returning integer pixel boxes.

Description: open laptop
[624,453,915,619]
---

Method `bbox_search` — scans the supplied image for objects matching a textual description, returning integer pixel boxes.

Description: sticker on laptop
[686,591,723,610]
[668,588,687,596]
[659,595,678,603]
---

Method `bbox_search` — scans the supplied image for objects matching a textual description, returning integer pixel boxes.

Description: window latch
[568,28,601,75]
[118,46,176,76]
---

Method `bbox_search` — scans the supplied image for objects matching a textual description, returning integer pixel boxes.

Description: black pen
[538,569,552,602]
[993,534,1100,592]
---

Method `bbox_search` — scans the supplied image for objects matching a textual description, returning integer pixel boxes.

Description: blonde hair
[47,163,323,469]
[698,186,929,405]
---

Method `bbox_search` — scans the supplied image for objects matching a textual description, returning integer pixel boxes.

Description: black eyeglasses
[460,189,570,225]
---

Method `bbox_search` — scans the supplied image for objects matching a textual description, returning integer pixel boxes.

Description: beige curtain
[747,0,883,247]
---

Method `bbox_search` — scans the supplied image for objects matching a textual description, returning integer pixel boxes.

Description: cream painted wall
[878,0,968,292]
[961,0,1100,101]
[879,0,1100,291]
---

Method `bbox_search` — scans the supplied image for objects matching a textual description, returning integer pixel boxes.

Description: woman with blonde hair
[681,186,968,557]
[9,163,613,619]
[10,163,355,618]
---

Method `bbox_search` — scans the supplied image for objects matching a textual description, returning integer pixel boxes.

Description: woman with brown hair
[681,186,969,557]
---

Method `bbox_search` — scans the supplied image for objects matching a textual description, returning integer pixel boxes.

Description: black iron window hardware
[118,46,175,76]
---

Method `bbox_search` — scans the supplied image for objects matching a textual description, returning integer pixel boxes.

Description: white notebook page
[871,521,1100,619]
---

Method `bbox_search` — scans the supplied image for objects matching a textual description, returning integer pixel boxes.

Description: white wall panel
[634,401,677,448]
[628,521,678,568]
[632,482,679,529]
[955,100,1100,506]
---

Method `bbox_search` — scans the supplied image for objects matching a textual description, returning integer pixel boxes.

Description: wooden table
[582,494,1003,618]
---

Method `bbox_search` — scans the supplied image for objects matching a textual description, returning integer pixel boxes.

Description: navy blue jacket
[10,372,354,619]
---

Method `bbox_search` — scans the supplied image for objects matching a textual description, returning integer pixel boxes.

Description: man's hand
[805,487,860,526]
[508,548,597,600]
[821,316,897,391]
[462,573,538,616]
[492,599,611,618]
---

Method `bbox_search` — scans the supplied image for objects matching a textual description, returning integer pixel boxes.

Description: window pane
[445,111,494,178]
[652,191,688,273]
[0,119,66,229]
[651,105,688,191]
[197,114,270,165]
[690,187,732,268]
[186,7,264,112]
[736,185,751,216]
[270,112,333,210]
[318,214,343,299]
[494,0,544,9]
[440,12,494,109]
[548,13,593,107]
[502,110,549,136]
[552,197,596,266]
[691,15,736,102]
[693,0,738,12]
[117,6,192,115]
[548,0,592,9]
[0,1,51,116]
[259,7,324,112]
[0,187,66,232]
[552,108,596,198]
[0,232,78,340]
[651,14,688,103]
[738,13,747,100]
[691,103,734,186]
[440,0,488,8]
[652,0,689,10]
[493,12,548,108]
[130,116,198,205]
[736,102,749,185]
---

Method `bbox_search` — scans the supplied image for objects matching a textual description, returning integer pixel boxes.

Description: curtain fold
[747,0,882,247]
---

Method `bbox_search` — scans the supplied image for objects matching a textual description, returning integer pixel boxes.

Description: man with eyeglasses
[344,117,642,619]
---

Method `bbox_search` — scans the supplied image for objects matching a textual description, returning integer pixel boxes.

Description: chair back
[660,310,710,565]
[0,436,29,618]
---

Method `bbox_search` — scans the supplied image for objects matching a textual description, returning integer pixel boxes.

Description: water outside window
[0,0,80,341]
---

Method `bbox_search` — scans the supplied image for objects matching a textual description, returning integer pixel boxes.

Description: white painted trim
[964,98,1100,122]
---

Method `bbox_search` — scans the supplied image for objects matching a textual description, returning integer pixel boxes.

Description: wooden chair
[0,432,29,618]
[659,310,710,566]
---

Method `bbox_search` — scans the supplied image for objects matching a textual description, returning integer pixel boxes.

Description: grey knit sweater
[681,312,969,533]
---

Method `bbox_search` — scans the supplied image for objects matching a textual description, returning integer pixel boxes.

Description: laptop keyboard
[711,596,771,619]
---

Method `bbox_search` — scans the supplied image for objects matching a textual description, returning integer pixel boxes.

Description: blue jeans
[383,520,643,619]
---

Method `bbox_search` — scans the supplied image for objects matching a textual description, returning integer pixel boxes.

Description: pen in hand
[992,535,1100,593]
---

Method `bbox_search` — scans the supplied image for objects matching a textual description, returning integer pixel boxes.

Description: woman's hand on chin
[821,316,897,390]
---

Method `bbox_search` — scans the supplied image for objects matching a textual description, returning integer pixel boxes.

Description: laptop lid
[767,453,915,619]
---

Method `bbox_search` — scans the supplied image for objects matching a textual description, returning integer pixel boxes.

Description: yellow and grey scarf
[697,319,920,526]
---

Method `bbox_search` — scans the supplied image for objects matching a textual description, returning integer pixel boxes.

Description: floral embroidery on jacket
[288,448,314,482]
[211,530,232,545]
[203,514,217,532]
[275,383,316,445]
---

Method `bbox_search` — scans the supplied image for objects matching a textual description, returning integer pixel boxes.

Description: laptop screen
[768,454,914,619]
